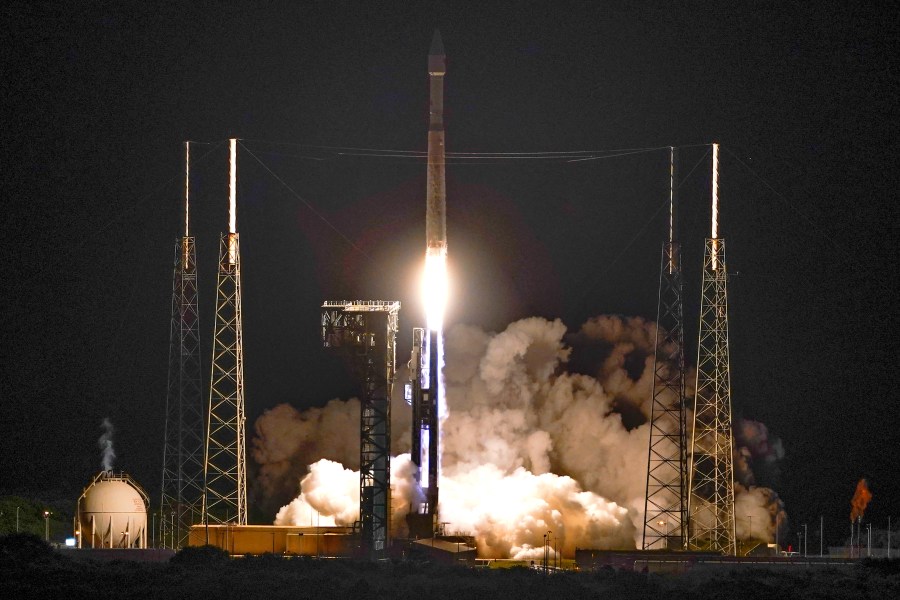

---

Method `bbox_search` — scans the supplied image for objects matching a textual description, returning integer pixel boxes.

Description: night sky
[2,2,897,546]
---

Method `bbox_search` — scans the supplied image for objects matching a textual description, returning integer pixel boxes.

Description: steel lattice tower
[687,144,737,555]
[643,147,688,551]
[160,142,205,549]
[203,139,247,526]
[321,300,399,558]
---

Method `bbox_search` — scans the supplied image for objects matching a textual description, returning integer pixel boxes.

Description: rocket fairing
[426,30,446,254]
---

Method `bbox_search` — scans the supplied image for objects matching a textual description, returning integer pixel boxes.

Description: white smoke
[254,315,787,556]
[275,454,422,534]
[99,418,115,472]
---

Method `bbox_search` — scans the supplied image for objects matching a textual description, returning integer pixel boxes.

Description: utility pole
[820,515,823,557]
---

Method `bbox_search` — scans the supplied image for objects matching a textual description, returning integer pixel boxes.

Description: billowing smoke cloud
[275,454,421,534]
[250,388,413,516]
[99,418,115,472]
[253,315,787,556]
[734,484,788,542]
[734,418,785,487]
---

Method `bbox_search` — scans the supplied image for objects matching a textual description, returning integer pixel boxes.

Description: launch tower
[642,147,688,550]
[321,300,399,558]
[203,139,247,526]
[687,143,737,555]
[160,142,205,549]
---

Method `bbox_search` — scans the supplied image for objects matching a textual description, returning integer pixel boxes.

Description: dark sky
[2,2,897,545]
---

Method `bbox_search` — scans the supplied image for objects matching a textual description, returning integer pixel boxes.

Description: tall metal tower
[203,139,247,526]
[642,147,688,551]
[160,142,205,549]
[321,300,399,558]
[687,143,737,555]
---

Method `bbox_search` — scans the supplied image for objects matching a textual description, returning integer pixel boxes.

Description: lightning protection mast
[203,138,247,527]
[642,146,688,551]
[687,143,737,555]
[160,142,205,549]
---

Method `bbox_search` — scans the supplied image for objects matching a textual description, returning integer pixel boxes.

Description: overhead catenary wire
[571,147,712,314]
[239,138,712,164]
[237,141,371,259]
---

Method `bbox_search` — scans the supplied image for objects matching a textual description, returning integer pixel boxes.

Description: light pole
[16,506,20,533]
[820,515,823,557]
[775,513,780,555]
[657,519,669,550]
[43,511,50,542]
[545,530,552,572]
[542,533,547,571]
[803,524,808,557]
[748,515,752,556]
[867,523,872,557]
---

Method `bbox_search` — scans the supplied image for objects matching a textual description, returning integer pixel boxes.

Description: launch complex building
[158,31,741,561]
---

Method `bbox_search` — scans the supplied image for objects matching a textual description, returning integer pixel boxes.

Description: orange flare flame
[849,478,872,522]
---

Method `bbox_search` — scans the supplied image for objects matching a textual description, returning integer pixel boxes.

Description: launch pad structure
[321,300,400,558]
[686,144,737,555]
[407,327,440,538]
[156,31,747,561]
[160,142,204,549]
[642,147,688,551]
[203,139,248,527]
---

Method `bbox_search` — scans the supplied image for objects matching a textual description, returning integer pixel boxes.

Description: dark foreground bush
[170,544,230,566]
[0,533,58,565]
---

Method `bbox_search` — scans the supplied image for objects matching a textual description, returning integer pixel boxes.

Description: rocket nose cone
[429,30,444,56]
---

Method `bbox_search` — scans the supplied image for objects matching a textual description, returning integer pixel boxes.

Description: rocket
[408,30,447,539]
[426,30,446,255]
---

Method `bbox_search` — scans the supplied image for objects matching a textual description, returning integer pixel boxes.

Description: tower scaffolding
[203,139,247,526]
[408,326,440,538]
[321,300,399,558]
[160,142,204,549]
[642,147,687,550]
[687,143,737,555]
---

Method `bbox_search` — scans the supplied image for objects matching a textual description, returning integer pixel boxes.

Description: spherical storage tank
[77,471,149,549]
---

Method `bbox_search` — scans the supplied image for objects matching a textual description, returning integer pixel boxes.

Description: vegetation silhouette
[1,534,898,600]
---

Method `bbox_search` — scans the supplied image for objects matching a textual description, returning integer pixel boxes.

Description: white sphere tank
[77,471,149,549]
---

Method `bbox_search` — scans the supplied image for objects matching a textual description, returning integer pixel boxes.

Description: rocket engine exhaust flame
[422,249,448,333]
[850,478,872,522]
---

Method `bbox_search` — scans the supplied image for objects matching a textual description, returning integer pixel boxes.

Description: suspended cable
[13,141,226,293]
[571,148,712,314]
[238,141,371,259]
[240,138,711,159]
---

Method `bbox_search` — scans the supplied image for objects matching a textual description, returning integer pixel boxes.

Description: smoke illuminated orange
[849,478,872,521]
